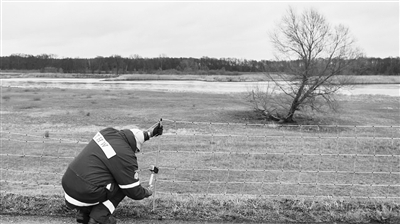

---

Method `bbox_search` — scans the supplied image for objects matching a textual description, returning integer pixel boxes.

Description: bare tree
[255,7,363,123]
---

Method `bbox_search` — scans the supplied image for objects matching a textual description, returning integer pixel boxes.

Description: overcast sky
[1,0,399,60]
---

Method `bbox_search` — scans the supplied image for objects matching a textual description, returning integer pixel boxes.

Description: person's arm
[111,120,163,199]
[129,119,163,152]
[116,164,153,200]
[108,151,152,200]
[146,119,163,138]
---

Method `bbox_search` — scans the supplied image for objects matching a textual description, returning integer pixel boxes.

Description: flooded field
[1,78,399,96]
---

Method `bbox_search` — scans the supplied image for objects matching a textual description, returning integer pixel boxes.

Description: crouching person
[61,120,163,224]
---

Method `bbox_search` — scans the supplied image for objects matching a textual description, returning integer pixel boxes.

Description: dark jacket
[62,127,150,204]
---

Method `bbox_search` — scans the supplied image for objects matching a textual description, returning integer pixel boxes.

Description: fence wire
[1,120,399,202]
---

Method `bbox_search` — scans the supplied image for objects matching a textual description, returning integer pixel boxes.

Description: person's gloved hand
[148,120,163,137]
[144,186,153,198]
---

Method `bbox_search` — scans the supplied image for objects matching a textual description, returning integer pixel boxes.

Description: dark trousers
[65,185,126,224]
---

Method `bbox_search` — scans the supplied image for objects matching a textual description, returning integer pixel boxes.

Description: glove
[144,187,153,198]
[148,120,163,137]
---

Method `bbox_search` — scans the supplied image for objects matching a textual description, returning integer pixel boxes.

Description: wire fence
[1,120,399,202]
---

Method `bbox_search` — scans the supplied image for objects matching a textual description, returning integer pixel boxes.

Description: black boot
[88,218,97,224]
[76,207,91,224]
[88,215,116,224]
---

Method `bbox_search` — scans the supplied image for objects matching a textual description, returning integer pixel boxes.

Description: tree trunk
[282,105,296,123]
[283,77,307,123]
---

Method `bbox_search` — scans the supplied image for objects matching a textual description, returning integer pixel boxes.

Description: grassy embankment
[0,80,399,223]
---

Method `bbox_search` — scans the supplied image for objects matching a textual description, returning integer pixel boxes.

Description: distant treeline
[1,53,399,75]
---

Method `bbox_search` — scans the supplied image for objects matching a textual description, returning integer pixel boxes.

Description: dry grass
[345,75,400,84]
[1,193,400,223]
[1,86,399,223]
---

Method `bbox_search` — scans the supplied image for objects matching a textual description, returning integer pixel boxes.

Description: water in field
[1,78,399,96]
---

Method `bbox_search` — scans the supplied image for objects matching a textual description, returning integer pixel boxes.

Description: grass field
[1,84,399,223]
